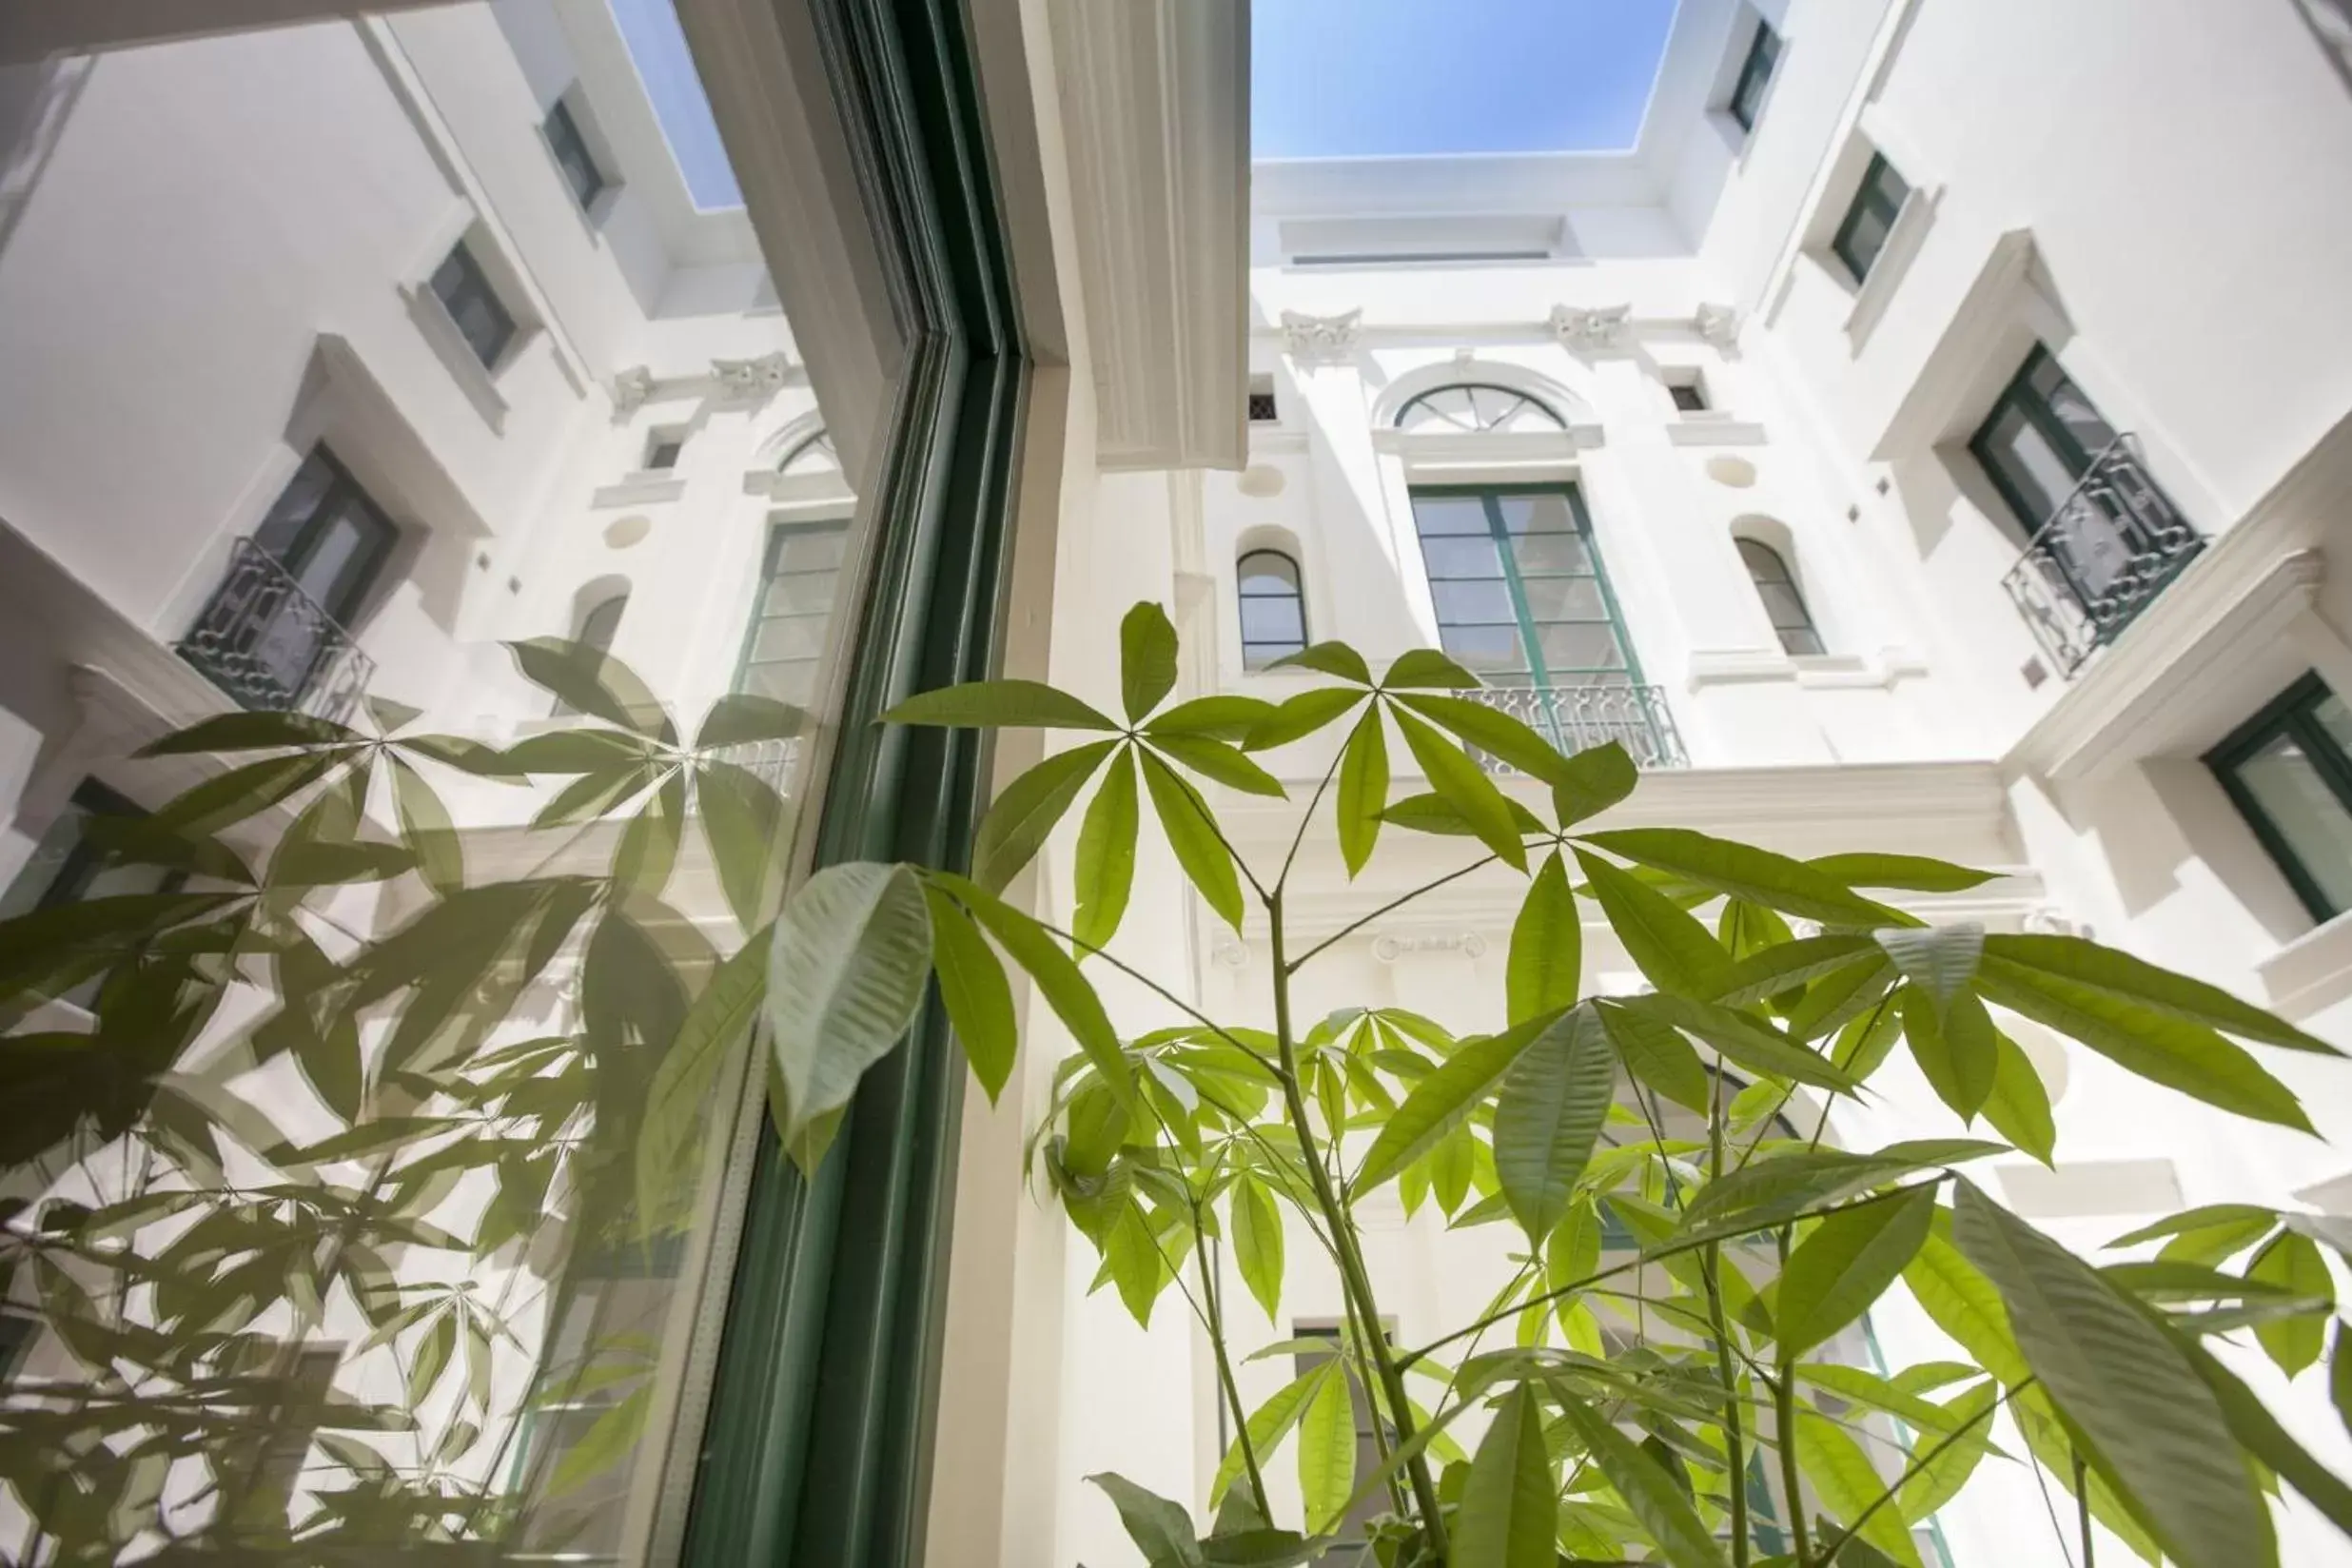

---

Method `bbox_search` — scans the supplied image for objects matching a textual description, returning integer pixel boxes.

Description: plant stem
[1705,1065,1753,1568]
[1774,1372,1812,1565]
[2073,1448,2095,1568]
[1816,1378,2028,1567]
[1267,888,1447,1558]
[1190,1215,1272,1521]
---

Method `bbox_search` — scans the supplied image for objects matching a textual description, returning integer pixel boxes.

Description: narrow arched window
[1737,539,1822,657]
[553,588,629,715]
[1238,550,1307,670]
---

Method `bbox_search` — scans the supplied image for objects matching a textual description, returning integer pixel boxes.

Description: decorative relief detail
[1548,303,1632,352]
[710,351,796,399]
[2023,907,2094,940]
[1210,931,1250,968]
[1371,930,1488,964]
[1280,308,1362,367]
[609,364,656,414]
[1694,302,1741,349]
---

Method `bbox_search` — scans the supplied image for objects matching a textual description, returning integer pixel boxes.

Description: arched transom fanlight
[1394,382,1566,434]
[776,427,839,477]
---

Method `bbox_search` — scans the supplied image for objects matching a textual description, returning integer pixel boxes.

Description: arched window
[553,587,629,715]
[776,427,838,477]
[1237,550,1307,670]
[1394,383,1565,435]
[1737,539,1822,657]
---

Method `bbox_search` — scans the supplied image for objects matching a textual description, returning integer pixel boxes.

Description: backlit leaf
[1298,1361,1355,1534]
[1119,601,1180,723]
[1549,741,1637,827]
[1267,642,1373,685]
[1876,924,1984,1013]
[933,872,1133,1113]
[1232,1172,1284,1323]
[1506,851,1579,1026]
[1902,986,1996,1122]
[972,739,1119,892]
[1242,687,1364,752]
[1352,1012,1555,1196]
[883,677,1120,731]
[1493,1004,1614,1244]
[923,885,1017,1102]
[1810,852,1998,892]
[1088,1472,1204,1568]
[1453,1384,1555,1568]
[1981,1029,2056,1164]
[1072,751,1140,951]
[1574,851,1735,998]
[1394,706,1525,871]
[2246,1231,2332,1377]
[1579,827,1900,928]
[1395,692,1574,783]
[1554,1389,1728,1568]
[1141,751,1245,930]
[1148,695,1278,742]
[1984,932,2338,1055]
[765,862,933,1156]
[1774,1185,1935,1357]
[1336,708,1388,877]
[1153,735,1287,797]
[1596,998,1710,1112]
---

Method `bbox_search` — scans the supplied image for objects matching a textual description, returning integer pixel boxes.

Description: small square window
[1729,19,1781,134]
[1831,152,1911,284]
[644,431,686,471]
[430,243,517,369]
[545,98,607,213]
[1668,378,1709,414]
[1247,375,1278,423]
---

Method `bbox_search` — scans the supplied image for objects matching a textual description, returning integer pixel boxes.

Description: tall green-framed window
[2207,673,2352,922]
[735,518,853,704]
[1968,344,2119,544]
[1729,18,1781,133]
[1408,485,1642,690]
[1831,151,1910,284]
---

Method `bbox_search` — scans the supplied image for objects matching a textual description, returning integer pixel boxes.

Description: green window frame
[1737,539,1823,657]
[1831,151,1910,284]
[1408,483,1643,692]
[735,517,853,704]
[1729,18,1781,133]
[2206,673,2352,922]
[1967,344,2119,545]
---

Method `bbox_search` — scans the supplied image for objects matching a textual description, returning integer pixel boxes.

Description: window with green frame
[1408,485,1641,690]
[1831,151,1910,284]
[735,517,853,703]
[2207,673,2352,922]
[1728,17,1781,133]
[1967,344,2119,545]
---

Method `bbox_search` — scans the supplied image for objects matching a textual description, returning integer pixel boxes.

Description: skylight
[1251,0,1678,160]
[610,0,743,209]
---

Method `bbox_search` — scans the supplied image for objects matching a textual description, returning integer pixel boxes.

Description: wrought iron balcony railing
[2000,436,2204,677]
[178,538,375,721]
[1456,682,1686,772]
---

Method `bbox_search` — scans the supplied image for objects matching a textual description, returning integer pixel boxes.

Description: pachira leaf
[1577,827,1902,929]
[2100,1259,2309,1302]
[923,885,1017,1102]
[1678,1144,1996,1244]
[1072,750,1141,951]
[145,750,343,841]
[1148,695,1278,742]
[1708,933,1880,1005]
[2181,1326,2352,1539]
[2246,1231,2332,1377]
[1088,1472,1204,1568]
[1391,706,1526,871]
[1983,932,2339,1055]
[881,678,1120,732]
[1335,708,1389,877]
[1492,1004,1614,1244]
[1393,693,1574,783]
[1977,957,2313,1131]
[698,757,792,933]
[137,710,361,755]
[1896,1380,2001,1522]
[1981,1029,2056,1164]
[972,738,1119,892]
[1618,992,1855,1091]
[501,728,657,774]
[1298,1360,1355,1533]
[1119,601,1181,724]
[1212,1363,1332,1507]
[1505,850,1579,1026]
[1774,1185,1936,1357]
[1553,1389,1729,1568]
[1152,735,1286,797]
[1453,1384,1555,1568]
[695,691,810,748]
[1381,648,1482,689]
[387,755,462,897]
[1140,751,1246,931]
[1950,1180,2277,1568]
[509,636,675,740]
[1547,740,1637,828]
[1352,1011,1557,1196]
[1900,985,1997,1122]
[1595,998,1710,1112]
[2108,1204,2280,1251]
[1267,641,1373,685]
[1876,924,1984,1014]
[765,863,932,1160]
[1379,791,1545,838]
[1241,687,1364,752]
[1810,851,1999,892]
[931,871,1135,1113]
[1576,853,1735,1001]
[1231,1171,1284,1323]
[1797,1412,1923,1568]
[637,932,767,1234]
[613,768,687,901]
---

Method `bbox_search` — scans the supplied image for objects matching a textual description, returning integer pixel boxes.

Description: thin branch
[1274,716,1355,893]
[1816,1377,2033,1568]
[1284,854,1500,972]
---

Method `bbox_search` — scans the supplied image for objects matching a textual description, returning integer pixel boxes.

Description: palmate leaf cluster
[771,601,2352,1568]
[0,638,801,1558]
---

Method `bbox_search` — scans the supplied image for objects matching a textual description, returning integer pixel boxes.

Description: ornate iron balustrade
[2000,436,2204,677]
[1456,682,1686,772]
[178,538,375,720]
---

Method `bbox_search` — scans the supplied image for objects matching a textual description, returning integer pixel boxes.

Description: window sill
[592,475,687,509]
[400,282,511,434]
[2257,907,2352,1021]
[1666,419,1766,448]
[1685,647,1929,692]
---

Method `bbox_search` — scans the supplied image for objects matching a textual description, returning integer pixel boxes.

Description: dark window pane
[1833,203,1893,281]
[545,99,605,211]
[647,440,683,470]
[1247,390,1278,422]
[1669,381,1707,413]
[2235,735,2352,914]
[1240,597,1304,644]
[431,244,518,368]
[1430,578,1516,625]
[1730,22,1780,130]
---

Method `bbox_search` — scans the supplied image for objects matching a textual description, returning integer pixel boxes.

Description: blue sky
[1252,0,1679,158]
[620,0,1683,211]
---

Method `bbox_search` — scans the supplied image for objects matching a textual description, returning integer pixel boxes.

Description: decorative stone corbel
[609,365,657,415]
[710,351,796,399]
[1694,302,1741,349]
[1548,303,1633,352]
[1280,308,1363,368]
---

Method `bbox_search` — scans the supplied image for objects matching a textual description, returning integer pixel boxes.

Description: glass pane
[1238,553,1300,594]
[1495,493,1578,535]
[1539,622,1629,673]
[1511,533,1592,574]
[1421,535,1503,578]
[1977,404,2078,528]
[1411,495,1492,536]
[2312,693,2352,758]
[1756,581,1813,630]
[1240,597,1305,644]
[1440,623,1528,673]
[1837,204,1892,277]
[0,5,893,1559]
[1519,577,1607,620]
[1430,578,1516,624]
[2236,734,2352,913]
